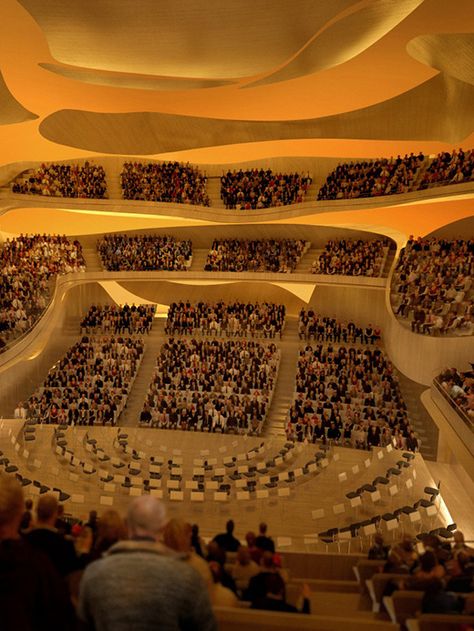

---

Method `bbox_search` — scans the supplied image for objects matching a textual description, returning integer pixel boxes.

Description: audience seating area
[317,154,424,200]
[97,233,193,271]
[391,237,473,336]
[80,304,156,335]
[0,234,85,348]
[142,338,280,434]
[437,367,474,423]
[166,301,286,338]
[11,162,107,198]
[220,169,311,209]
[288,339,416,451]
[205,239,309,273]
[311,238,389,276]
[25,336,144,426]
[298,310,381,344]
[121,161,210,206]
[418,148,474,189]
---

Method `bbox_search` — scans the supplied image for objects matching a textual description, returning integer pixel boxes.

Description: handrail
[433,378,474,434]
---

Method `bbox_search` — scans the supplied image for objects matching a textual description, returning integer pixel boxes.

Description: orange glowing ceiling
[0,0,473,164]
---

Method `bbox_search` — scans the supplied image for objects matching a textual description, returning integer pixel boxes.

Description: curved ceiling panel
[20,0,355,80]
[39,63,234,91]
[247,0,424,87]
[0,71,38,125]
[39,74,474,154]
[407,33,474,86]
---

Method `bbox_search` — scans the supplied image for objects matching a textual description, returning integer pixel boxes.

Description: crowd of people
[141,337,280,434]
[97,234,193,271]
[1,477,322,629]
[121,161,210,206]
[418,148,474,189]
[11,162,107,198]
[25,336,144,426]
[287,343,418,451]
[317,154,424,200]
[438,367,474,422]
[367,531,474,616]
[391,237,473,336]
[80,304,156,335]
[0,234,85,348]
[298,309,381,345]
[311,238,389,276]
[166,301,286,338]
[205,239,308,273]
[220,169,311,209]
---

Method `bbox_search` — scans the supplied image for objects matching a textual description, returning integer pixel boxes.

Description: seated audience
[221,169,311,209]
[0,474,76,630]
[311,238,389,276]
[142,337,280,434]
[205,238,308,273]
[78,496,217,630]
[288,342,414,450]
[11,161,107,198]
[121,161,210,206]
[391,237,473,336]
[231,546,261,595]
[213,519,241,553]
[418,148,474,190]
[97,233,192,271]
[317,153,424,200]
[0,234,85,346]
[80,304,156,335]
[298,309,381,344]
[26,336,144,426]
[438,367,474,421]
[166,300,286,338]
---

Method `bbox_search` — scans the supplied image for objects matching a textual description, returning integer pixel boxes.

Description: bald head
[0,474,24,538]
[127,496,168,540]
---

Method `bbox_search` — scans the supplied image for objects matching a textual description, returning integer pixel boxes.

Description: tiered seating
[142,338,280,434]
[437,367,474,422]
[310,238,389,276]
[0,234,85,346]
[288,343,414,450]
[11,161,107,198]
[205,239,309,273]
[97,233,192,271]
[298,310,381,344]
[220,169,311,209]
[26,336,144,425]
[166,301,286,338]
[121,161,210,206]
[391,237,473,336]
[317,154,424,200]
[418,148,474,189]
[80,304,156,334]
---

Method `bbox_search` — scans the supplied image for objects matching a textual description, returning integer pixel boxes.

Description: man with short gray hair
[79,496,217,631]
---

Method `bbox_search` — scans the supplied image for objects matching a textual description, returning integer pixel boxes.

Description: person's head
[260,550,275,570]
[263,572,286,599]
[246,531,256,547]
[226,519,235,534]
[126,496,168,541]
[237,546,251,566]
[88,510,98,525]
[0,474,24,539]
[419,551,438,573]
[259,522,268,535]
[163,518,192,553]
[36,494,59,525]
[25,498,33,511]
[454,531,465,545]
[374,532,385,547]
[95,510,127,552]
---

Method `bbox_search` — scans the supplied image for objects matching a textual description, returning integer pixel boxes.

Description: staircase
[189,248,210,272]
[81,241,103,271]
[264,318,300,436]
[397,372,438,461]
[119,321,166,427]
[103,163,122,200]
[207,176,222,208]
[293,248,320,274]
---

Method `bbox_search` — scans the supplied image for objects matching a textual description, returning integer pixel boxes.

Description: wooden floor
[0,419,453,552]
